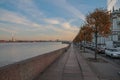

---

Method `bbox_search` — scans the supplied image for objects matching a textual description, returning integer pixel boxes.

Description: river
[0,42,68,67]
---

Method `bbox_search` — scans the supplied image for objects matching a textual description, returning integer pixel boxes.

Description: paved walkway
[62,45,83,80]
[34,44,120,80]
[35,44,98,80]
[35,45,84,80]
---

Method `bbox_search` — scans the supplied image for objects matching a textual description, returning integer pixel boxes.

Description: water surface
[0,42,68,67]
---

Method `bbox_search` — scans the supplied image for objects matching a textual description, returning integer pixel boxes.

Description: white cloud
[44,19,60,24]
[46,0,85,21]
[61,22,78,31]
[64,3,85,21]
[9,0,44,20]
[0,9,29,25]
[0,9,43,28]
[44,25,78,41]
[0,27,17,33]
[0,0,80,40]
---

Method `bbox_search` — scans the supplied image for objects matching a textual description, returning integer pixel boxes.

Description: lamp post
[81,30,86,52]
[95,28,98,60]
[93,25,98,60]
[84,31,86,52]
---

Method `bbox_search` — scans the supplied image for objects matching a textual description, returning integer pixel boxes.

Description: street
[85,48,120,68]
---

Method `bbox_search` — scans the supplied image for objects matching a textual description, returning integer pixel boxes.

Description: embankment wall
[0,46,68,80]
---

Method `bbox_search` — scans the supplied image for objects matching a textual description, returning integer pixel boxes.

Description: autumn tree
[81,24,93,42]
[73,30,81,43]
[73,24,93,51]
[86,8,111,60]
[79,24,93,51]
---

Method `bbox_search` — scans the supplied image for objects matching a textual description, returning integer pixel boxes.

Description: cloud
[61,22,78,31]
[0,8,79,40]
[0,9,43,28]
[46,0,85,21]
[0,0,80,40]
[44,18,60,24]
[0,9,72,33]
[0,9,29,25]
[63,3,85,21]
[40,25,78,41]
[9,0,44,18]
[0,27,17,33]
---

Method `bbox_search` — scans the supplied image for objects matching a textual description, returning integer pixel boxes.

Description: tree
[73,24,93,51]
[80,24,93,52]
[73,30,81,43]
[82,24,93,42]
[86,8,111,60]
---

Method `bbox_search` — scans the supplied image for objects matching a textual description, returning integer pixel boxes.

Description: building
[111,9,120,41]
[107,0,120,12]
[107,0,120,47]
[92,0,120,48]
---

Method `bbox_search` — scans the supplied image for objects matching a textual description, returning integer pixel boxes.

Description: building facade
[92,0,120,48]
[111,9,120,41]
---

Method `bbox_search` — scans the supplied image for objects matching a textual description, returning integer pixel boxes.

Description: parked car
[116,47,120,50]
[90,46,96,50]
[105,48,120,58]
[97,47,106,54]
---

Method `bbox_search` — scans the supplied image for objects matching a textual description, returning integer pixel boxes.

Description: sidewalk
[35,44,99,80]
[74,46,99,80]
[78,48,120,80]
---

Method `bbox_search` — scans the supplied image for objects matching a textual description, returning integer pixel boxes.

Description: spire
[12,32,15,42]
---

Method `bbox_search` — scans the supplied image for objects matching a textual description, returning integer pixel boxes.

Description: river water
[0,42,68,67]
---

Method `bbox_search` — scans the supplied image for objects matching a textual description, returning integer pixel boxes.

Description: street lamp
[92,25,98,60]
[83,30,86,52]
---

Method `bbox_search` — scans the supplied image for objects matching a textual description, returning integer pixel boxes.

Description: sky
[0,0,107,41]
[107,0,120,11]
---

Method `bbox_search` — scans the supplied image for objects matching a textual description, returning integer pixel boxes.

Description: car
[105,48,120,58]
[97,47,106,54]
[90,46,95,50]
[116,47,120,50]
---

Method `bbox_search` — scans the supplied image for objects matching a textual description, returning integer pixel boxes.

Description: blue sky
[0,0,107,41]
